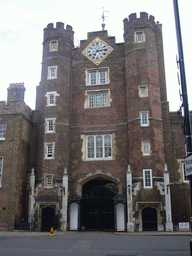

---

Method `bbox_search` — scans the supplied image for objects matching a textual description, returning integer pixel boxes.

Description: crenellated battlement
[44,22,74,42]
[124,12,156,33]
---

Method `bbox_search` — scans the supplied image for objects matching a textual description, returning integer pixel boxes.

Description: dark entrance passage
[41,207,55,232]
[81,179,117,231]
[142,207,157,231]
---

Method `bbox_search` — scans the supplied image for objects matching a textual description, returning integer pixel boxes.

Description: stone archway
[142,207,157,231]
[76,171,122,197]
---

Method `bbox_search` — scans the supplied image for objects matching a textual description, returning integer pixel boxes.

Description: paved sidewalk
[0,230,191,237]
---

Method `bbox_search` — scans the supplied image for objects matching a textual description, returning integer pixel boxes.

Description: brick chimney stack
[7,83,26,104]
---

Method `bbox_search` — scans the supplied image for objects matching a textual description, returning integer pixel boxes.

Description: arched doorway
[41,207,55,232]
[81,179,118,231]
[142,207,157,231]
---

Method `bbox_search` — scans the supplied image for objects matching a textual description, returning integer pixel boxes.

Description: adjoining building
[0,12,190,232]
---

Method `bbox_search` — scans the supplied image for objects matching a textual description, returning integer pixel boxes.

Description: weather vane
[101,6,109,30]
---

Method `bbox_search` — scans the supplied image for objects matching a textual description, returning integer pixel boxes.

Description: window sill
[85,105,110,109]
[86,82,110,87]
[85,158,113,161]
[47,77,57,80]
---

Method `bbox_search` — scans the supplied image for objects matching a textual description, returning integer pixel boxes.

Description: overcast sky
[0,0,191,111]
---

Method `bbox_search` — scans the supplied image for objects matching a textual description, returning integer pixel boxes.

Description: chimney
[7,83,26,104]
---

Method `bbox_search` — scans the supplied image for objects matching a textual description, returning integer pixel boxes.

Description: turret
[35,22,74,186]
[124,12,156,53]
[124,12,155,32]
[124,12,165,178]
[44,22,74,42]
[42,22,74,65]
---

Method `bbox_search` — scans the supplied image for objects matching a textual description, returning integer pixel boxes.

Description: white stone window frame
[143,169,153,188]
[142,141,151,156]
[86,134,113,160]
[84,89,111,109]
[134,31,146,43]
[0,156,3,187]
[49,40,58,52]
[44,142,55,159]
[47,66,58,80]
[140,111,149,127]
[85,67,110,86]
[138,85,148,97]
[45,91,60,106]
[0,121,6,140]
[45,118,56,134]
[44,174,53,188]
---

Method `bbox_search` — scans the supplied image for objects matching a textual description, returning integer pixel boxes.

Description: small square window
[44,174,53,187]
[49,94,55,105]
[50,40,58,52]
[140,112,149,127]
[135,32,145,43]
[45,118,56,133]
[142,141,150,156]
[47,66,57,80]
[45,91,60,106]
[137,32,143,42]
[143,169,152,188]
[138,85,148,97]
[0,121,6,140]
[45,142,55,159]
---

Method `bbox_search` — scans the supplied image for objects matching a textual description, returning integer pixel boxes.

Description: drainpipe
[28,168,35,230]
[60,167,68,231]
[126,165,134,232]
[164,164,173,231]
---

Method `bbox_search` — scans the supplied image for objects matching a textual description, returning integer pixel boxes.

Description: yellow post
[49,227,54,236]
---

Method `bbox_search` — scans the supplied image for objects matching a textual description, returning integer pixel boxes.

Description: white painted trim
[47,66,58,80]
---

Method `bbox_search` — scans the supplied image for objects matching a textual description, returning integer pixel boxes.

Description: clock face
[87,42,108,60]
[82,37,114,66]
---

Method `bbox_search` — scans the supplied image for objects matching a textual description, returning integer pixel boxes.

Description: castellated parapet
[44,22,74,42]
[124,12,155,33]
